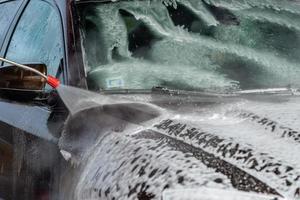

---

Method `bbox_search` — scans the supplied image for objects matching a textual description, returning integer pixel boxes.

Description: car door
[0,0,65,199]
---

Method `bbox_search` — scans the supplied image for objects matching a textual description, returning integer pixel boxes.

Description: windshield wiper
[100,86,235,97]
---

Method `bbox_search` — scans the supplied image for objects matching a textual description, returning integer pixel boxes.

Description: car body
[0,0,300,200]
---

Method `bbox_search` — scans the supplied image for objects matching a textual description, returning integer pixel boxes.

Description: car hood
[58,87,300,200]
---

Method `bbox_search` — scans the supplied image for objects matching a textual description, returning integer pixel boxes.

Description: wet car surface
[57,89,300,199]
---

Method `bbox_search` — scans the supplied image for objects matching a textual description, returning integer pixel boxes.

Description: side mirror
[0,64,47,91]
[0,64,47,100]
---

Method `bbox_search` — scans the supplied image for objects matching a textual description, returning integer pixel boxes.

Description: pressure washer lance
[0,57,60,89]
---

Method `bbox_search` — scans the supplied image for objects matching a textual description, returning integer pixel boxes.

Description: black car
[1,0,300,199]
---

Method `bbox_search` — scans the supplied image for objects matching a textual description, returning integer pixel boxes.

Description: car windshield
[77,0,300,92]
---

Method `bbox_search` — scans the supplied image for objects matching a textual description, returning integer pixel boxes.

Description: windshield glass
[77,0,300,92]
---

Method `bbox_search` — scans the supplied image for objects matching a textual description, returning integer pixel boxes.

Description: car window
[0,0,21,50]
[5,0,64,77]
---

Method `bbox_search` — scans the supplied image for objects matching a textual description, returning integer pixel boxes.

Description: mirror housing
[0,63,47,100]
[0,63,47,90]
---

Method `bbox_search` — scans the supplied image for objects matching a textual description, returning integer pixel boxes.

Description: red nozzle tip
[47,75,60,89]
